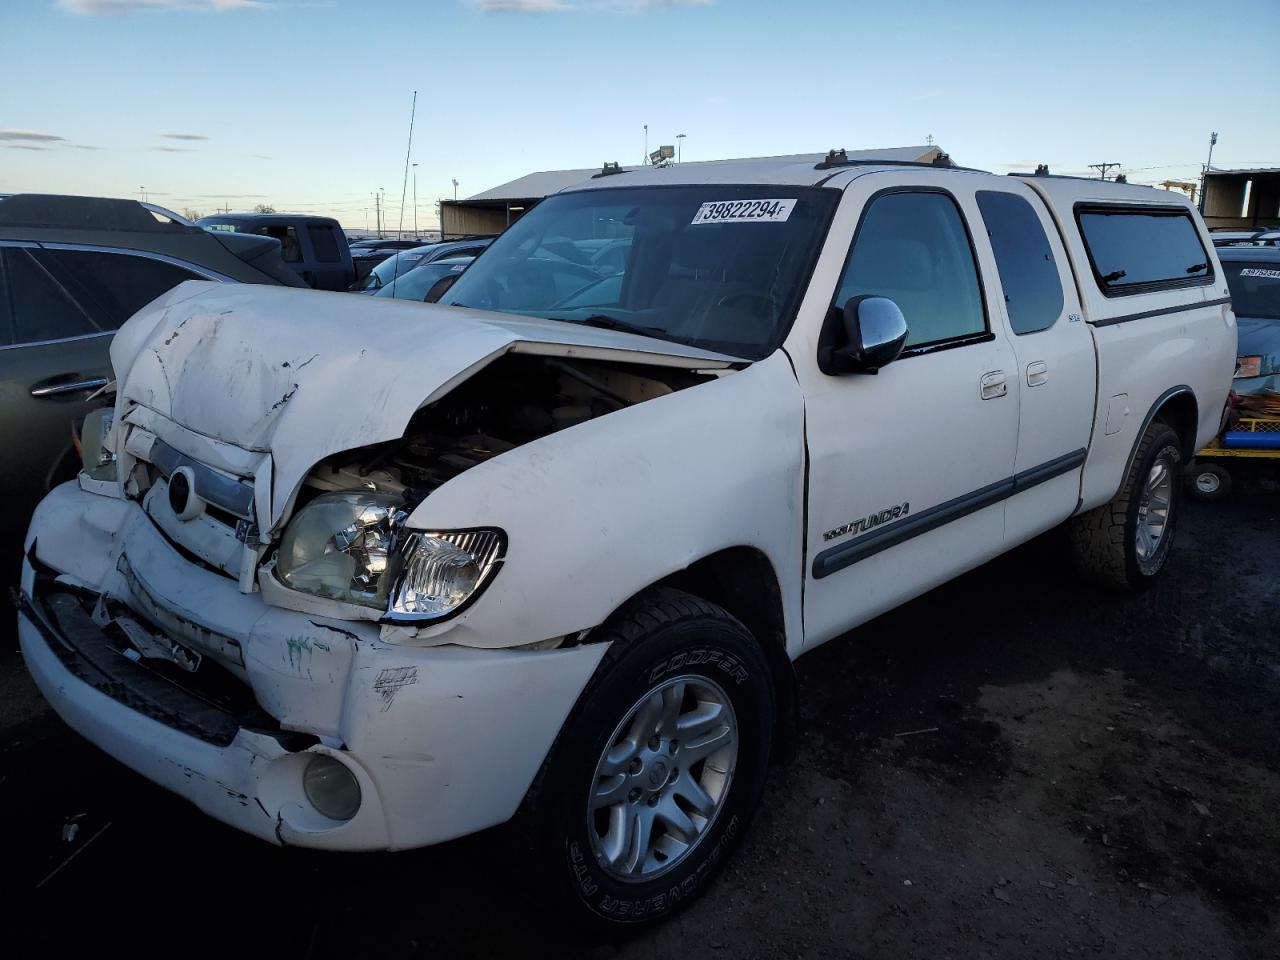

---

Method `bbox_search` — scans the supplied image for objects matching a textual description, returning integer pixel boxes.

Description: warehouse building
[1202,167,1280,230]
[439,145,945,238]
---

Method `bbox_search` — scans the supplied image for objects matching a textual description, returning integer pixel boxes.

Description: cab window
[835,191,986,349]
[976,191,1064,335]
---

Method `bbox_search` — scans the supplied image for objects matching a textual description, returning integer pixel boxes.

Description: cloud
[58,0,261,14]
[473,0,711,12]
[0,128,66,143]
[250,154,272,159]
[198,193,267,198]
[71,144,103,150]
[162,132,209,140]
[152,145,196,152]
[473,0,566,10]
[4,145,50,151]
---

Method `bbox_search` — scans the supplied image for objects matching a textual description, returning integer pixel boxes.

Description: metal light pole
[139,186,146,202]
[452,178,458,201]
[676,133,686,163]
[1199,131,1218,214]
[412,163,419,237]
[643,124,649,164]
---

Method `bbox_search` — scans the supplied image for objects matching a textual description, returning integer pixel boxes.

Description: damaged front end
[17,281,733,850]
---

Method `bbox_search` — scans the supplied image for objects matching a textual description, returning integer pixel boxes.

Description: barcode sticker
[691,199,796,225]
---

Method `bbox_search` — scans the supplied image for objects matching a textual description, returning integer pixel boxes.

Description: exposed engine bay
[301,353,714,507]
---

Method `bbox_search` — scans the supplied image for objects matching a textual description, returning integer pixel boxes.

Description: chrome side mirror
[818,295,909,375]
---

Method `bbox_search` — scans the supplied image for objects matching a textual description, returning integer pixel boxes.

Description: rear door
[971,185,1095,543]
[0,244,205,534]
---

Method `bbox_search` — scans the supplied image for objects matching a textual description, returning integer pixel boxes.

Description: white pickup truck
[18,154,1235,927]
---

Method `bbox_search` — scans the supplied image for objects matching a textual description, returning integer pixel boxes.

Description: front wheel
[1069,420,1183,590]
[524,588,774,929]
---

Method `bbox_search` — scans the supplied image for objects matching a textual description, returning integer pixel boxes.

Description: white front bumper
[19,482,607,851]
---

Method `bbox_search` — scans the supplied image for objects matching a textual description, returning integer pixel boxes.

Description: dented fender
[405,350,807,654]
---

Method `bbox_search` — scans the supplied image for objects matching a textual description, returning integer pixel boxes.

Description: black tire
[1069,420,1183,591]
[1184,461,1232,502]
[524,587,774,930]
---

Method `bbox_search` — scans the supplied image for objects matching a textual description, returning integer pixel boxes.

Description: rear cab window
[1076,205,1213,297]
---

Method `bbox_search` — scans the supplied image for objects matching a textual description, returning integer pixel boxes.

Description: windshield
[443,185,840,359]
[356,247,431,290]
[1224,262,1280,320]
[375,258,472,301]
[197,218,241,233]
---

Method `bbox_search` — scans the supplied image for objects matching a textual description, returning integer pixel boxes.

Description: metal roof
[461,146,942,202]
[1206,167,1280,177]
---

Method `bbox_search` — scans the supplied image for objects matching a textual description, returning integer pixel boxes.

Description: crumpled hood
[112,281,737,526]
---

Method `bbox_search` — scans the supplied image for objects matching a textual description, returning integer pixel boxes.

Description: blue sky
[2,0,1277,230]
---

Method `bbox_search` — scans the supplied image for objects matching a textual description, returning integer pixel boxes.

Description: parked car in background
[0,193,301,581]
[349,238,425,256]
[1220,245,1280,400]
[196,213,353,291]
[372,256,473,301]
[1210,227,1280,248]
[350,238,493,292]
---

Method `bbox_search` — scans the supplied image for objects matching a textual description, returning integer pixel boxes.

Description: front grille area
[20,564,308,749]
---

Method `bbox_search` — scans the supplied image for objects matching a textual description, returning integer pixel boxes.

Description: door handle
[30,376,110,398]
[1026,361,1049,387]
[979,371,1008,400]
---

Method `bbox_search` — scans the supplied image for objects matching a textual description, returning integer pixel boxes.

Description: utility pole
[925,133,934,146]
[1089,162,1121,181]
[677,133,686,163]
[644,124,649,164]
[1199,131,1218,214]
[374,191,380,237]
[452,178,458,201]
[412,163,419,237]
[139,186,146,202]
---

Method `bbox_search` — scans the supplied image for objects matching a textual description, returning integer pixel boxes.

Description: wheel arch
[1124,386,1198,480]
[593,546,799,763]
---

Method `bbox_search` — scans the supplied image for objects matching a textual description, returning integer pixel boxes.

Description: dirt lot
[3,491,1278,958]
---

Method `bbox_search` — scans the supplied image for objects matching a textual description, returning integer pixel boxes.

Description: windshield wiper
[550,313,667,339]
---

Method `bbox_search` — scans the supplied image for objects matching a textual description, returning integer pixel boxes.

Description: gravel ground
[2,491,1277,958]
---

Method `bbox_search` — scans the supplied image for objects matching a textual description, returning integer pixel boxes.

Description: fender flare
[1118,385,1196,489]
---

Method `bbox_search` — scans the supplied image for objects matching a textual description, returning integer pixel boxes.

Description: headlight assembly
[276,490,504,622]
[385,530,505,622]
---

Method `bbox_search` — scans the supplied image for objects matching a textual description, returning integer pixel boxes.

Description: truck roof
[561,155,1189,207]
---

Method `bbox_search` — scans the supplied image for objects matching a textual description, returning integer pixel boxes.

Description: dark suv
[0,194,301,574]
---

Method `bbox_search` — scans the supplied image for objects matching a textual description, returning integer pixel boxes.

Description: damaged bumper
[18,482,607,851]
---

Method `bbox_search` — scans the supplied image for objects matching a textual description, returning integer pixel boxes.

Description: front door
[788,177,1021,648]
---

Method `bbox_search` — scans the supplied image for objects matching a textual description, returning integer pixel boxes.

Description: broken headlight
[277,492,406,608]
[277,491,505,621]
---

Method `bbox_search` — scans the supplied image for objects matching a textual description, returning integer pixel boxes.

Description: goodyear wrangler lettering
[823,502,910,542]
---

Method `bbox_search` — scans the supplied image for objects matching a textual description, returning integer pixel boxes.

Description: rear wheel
[1184,461,1232,502]
[1070,420,1183,590]
[524,588,774,929]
